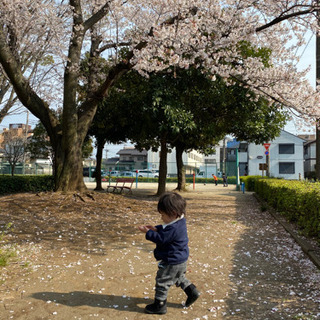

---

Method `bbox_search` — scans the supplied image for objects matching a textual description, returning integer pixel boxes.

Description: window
[279,144,294,154]
[205,159,216,164]
[279,162,295,174]
[239,143,248,152]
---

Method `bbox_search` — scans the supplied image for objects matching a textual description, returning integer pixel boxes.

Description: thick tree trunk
[176,143,186,191]
[54,138,87,192]
[156,137,168,196]
[94,139,105,191]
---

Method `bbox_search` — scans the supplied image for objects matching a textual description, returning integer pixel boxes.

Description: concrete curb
[253,193,320,270]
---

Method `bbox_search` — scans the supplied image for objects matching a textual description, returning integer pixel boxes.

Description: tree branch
[70,0,84,25]
[0,28,59,144]
[98,41,131,54]
[77,5,199,136]
[0,89,17,123]
[83,1,112,31]
[256,8,317,32]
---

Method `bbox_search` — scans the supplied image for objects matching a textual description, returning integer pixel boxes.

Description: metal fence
[1,160,238,181]
[102,161,237,176]
[83,161,238,183]
[0,162,53,175]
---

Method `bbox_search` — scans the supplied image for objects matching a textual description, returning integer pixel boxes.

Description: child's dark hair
[157,192,186,218]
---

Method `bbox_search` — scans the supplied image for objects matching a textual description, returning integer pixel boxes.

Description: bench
[107,178,135,194]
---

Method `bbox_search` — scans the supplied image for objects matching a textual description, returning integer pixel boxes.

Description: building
[0,123,33,174]
[117,147,148,170]
[203,137,233,175]
[298,134,316,141]
[304,139,316,179]
[250,130,305,179]
[108,130,309,180]
[148,148,204,176]
[227,130,305,179]
[218,138,248,177]
[0,123,32,149]
[109,146,204,176]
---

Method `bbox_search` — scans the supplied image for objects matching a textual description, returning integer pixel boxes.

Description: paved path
[0,183,319,319]
[86,182,320,319]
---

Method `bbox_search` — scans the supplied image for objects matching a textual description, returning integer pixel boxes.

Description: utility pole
[222,137,226,174]
[316,3,320,180]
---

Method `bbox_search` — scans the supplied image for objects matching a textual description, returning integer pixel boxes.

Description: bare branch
[98,41,131,54]
[256,7,317,32]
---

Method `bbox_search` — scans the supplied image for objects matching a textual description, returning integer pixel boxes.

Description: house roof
[106,157,120,163]
[278,129,307,142]
[117,147,147,156]
[298,134,316,141]
[304,139,316,147]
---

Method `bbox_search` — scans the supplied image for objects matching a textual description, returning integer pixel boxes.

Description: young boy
[138,192,200,314]
[212,174,218,186]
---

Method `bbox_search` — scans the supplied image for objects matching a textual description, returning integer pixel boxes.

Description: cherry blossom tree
[0,0,62,123]
[0,0,319,191]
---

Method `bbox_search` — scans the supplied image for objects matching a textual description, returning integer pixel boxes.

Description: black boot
[145,299,167,314]
[184,284,200,307]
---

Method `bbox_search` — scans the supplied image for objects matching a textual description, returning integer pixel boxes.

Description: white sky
[0,33,317,158]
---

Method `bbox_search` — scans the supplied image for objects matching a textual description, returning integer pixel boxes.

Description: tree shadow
[222,193,320,319]
[31,291,182,313]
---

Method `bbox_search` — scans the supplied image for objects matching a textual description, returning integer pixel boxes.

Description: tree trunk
[156,137,168,196]
[54,137,87,192]
[94,139,105,191]
[176,143,186,191]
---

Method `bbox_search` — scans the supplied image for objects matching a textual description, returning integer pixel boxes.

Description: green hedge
[189,176,237,184]
[0,175,54,195]
[253,178,320,238]
[240,175,274,191]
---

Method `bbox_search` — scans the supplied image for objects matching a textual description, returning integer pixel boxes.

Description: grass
[0,223,16,267]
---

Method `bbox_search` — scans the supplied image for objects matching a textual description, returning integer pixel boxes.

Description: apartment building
[0,123,32,149]
[224,130,306,179]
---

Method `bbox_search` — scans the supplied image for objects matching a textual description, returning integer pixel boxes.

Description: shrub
[254,178,320,238]
[240,175,273,192]
[0,175,54,195]
[189,176,237,184]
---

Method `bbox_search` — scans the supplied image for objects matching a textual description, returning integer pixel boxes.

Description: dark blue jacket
[146,217,189,265]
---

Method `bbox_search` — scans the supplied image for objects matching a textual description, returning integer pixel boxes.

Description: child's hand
[138,225,157,233]
[146,225,157,232]
[138,225,149,233]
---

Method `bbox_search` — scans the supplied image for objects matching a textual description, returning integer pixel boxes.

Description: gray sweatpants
[155,261,191,301]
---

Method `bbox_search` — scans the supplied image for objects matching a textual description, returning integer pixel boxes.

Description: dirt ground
[0,182,320,320]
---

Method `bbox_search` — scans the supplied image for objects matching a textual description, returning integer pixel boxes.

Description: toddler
[138,192,200,314]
